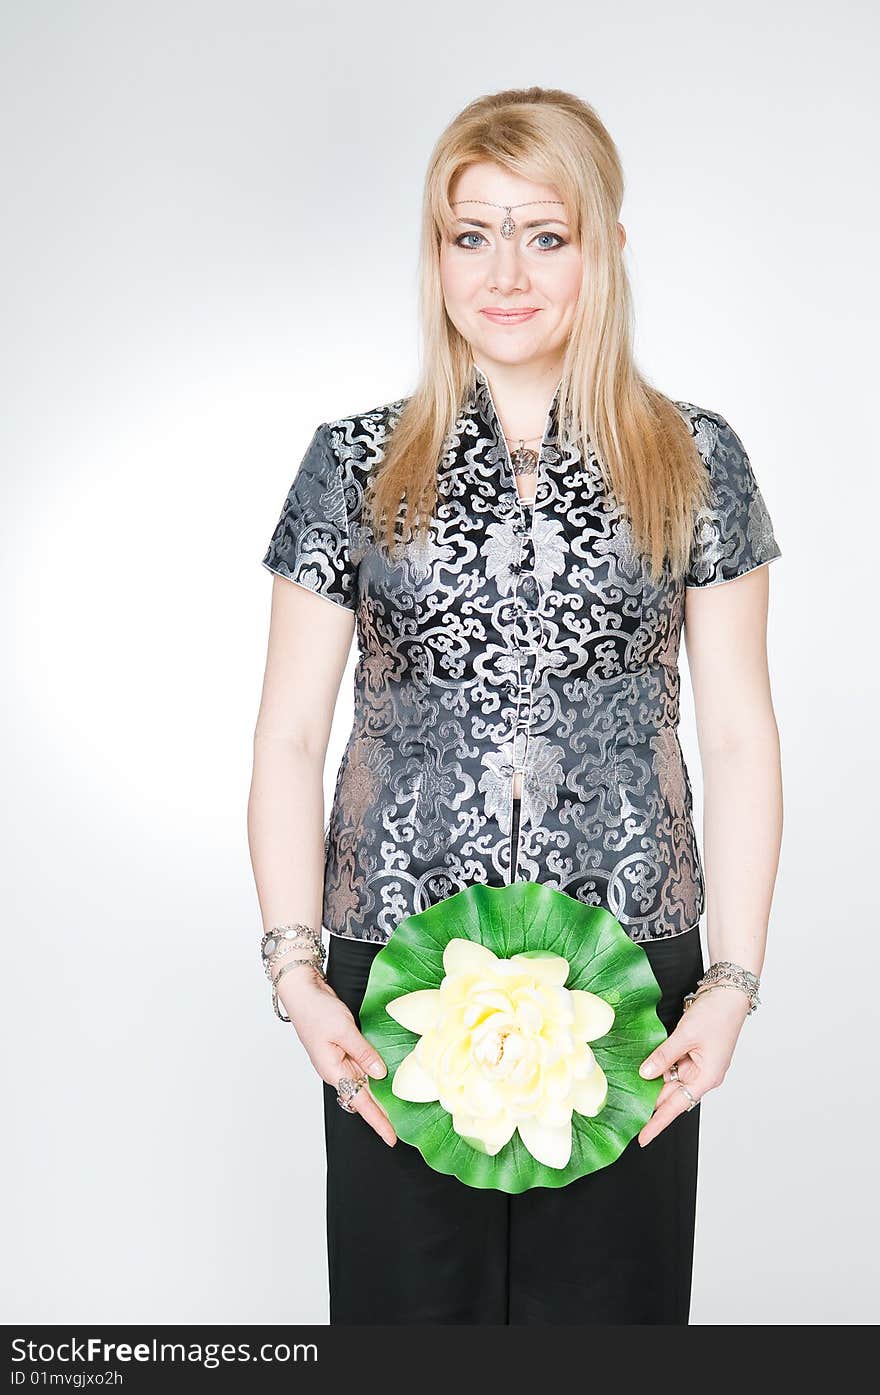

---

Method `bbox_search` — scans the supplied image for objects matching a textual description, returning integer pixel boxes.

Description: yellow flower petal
[452,1109,517,1156]
[509,950,570,986]
[571,1064,608,1117]
[517,1115,573,1169]
[513,994,545,1032]
[569,989,615,1041]
[542,1057,573,1100]
[443,938,499,976]
[438,1085,468,1113]
[392,1046,440,1102]
[573,1042,597,1075]
[463,988,515,1023]
[434,1037,471,1078]
[467,1074,506,1117]
[385,987,445,1035]
[535,1098,573,1128]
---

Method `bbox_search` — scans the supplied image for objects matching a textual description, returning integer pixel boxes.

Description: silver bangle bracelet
[271,956,327,1023]
[261,923,325,980]
[261,923,327,1022]
[683,959,762,1016]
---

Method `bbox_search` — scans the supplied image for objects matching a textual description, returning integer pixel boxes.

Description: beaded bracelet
[261,923,325,980]
[683,959,761,1016]
[261,923,327,1023]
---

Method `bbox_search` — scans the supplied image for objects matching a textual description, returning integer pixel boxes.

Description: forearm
[699,724,783,977]
[247,735,327,942]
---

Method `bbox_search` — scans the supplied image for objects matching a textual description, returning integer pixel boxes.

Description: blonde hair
[365,86,711,585]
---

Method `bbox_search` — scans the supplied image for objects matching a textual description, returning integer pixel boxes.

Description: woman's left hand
[636,987,752,1146]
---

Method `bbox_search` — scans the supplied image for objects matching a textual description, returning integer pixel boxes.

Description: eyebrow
[454,216,569,230]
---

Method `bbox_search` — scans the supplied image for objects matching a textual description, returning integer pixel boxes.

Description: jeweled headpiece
[450,199,565,239]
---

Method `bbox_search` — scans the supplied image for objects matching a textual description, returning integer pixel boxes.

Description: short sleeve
[685,410,782,588]
[261,422,357,612]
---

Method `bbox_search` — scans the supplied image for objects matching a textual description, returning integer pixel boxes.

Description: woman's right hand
[278,966,398,1147]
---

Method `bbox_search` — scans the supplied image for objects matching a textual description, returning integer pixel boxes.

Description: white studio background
[2,0,877,1326]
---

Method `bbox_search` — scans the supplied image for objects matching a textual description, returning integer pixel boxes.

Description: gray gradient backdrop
[3,0,878,1325]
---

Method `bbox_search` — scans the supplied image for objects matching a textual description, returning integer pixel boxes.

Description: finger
[640,1089,693,1146]
[655,1077,685,1109]
[329,1050,397,1146]
[337,1020,388,1080]
[353,1087,398,1146]
[658,1056,698,1085]
[649,1052,704,1110]
[338,1061,397,1146]
[639,1083,698,1147]
[654,1057,698,1107]
[639,1027,694,1080]
[343,1058,394,1125]
[675,1055,700,1087]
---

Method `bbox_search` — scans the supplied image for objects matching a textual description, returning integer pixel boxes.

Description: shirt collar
[466,361,563,452]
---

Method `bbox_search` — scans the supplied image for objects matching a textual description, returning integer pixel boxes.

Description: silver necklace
[503,431,543,477]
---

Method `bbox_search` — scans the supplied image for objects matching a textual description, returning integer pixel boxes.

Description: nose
[486,242,530,293]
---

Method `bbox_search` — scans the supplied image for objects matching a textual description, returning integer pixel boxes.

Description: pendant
[510,442,538,476]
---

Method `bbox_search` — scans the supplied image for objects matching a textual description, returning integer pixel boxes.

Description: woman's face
[439,161,585,376]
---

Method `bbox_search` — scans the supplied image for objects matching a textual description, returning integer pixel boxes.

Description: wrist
[685,959,761,1017]
[276,960,329,1005]
[685,982,752,1017]
[260,922,328,1021]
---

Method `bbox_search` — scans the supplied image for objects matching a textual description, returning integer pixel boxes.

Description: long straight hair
[364,87,712,585]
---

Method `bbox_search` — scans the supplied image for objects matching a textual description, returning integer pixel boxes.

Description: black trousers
[322,808,705,1324]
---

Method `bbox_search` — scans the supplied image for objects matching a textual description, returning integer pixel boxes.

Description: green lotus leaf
[358,882,668,1193]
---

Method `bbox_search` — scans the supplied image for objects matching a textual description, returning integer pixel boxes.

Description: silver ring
[669,1063,680,1081]
[677,1082,698,1111]
[336,1073,367,1112]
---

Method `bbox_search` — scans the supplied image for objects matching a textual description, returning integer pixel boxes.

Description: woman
[248,87,783,1324]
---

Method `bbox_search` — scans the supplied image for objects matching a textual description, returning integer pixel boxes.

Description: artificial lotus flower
[386,938,615,1169]
[358,882,667,1193]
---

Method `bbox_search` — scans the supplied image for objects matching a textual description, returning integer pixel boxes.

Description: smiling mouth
[480,308,540,321]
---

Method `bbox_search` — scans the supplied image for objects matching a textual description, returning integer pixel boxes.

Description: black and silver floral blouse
[262,364,781,944]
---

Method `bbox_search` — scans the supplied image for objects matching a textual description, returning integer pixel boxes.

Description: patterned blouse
[262,364,781,944]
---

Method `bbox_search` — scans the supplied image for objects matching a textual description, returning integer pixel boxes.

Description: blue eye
[455,232,486,249]
[453,231,567,251]
[535,232,566,250]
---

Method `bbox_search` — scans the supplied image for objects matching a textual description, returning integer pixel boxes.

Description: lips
[480,309,540,324]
